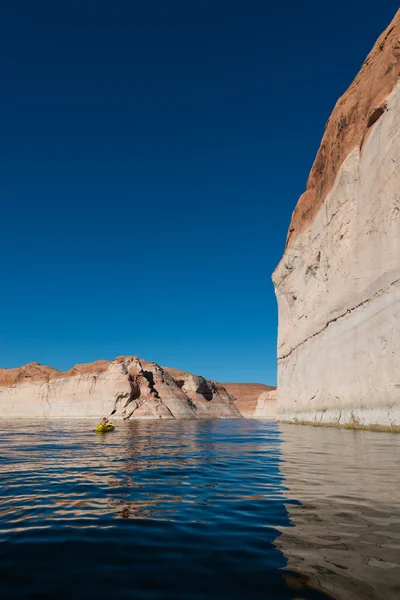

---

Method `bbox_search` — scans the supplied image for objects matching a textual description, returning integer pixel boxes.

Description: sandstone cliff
[222,383,277,418]
[0,357,241,420]
[273,10,400,431]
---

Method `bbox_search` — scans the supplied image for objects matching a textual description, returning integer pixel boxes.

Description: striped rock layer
[273,11,400,431]
[0,357,241,420]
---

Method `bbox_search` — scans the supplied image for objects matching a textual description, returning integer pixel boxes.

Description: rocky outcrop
[273,11,400,431]
[222,383,277,418]
[253,389,277,419]
[0,357,241,420]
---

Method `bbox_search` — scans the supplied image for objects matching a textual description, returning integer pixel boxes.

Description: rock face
[253,389,277,419]
[222,383,277,418]
[273,11,400,431]
[0,357,241,420]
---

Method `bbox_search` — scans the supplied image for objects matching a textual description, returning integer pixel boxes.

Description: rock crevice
[279,277,400,362]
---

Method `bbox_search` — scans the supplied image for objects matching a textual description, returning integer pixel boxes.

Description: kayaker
[95,416,114,433]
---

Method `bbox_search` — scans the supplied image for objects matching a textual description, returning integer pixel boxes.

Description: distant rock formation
[0,357,241,420]
[222,383,277,418]
[273,10,400,430]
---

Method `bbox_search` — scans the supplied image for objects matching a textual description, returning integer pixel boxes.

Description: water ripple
[1,419,399,598]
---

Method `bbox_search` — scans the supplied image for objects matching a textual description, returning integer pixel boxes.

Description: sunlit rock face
[273,11,400,430]
[222,383,277,418]
[253,389,277,419]
[0,357,241,420]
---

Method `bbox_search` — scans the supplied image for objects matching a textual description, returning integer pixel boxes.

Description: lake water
[1,420,399,600]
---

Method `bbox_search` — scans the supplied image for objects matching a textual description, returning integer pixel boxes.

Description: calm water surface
[0,420,399,599]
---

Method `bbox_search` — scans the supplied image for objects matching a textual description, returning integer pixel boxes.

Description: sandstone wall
[273,11,400,430]
[0,357,241,420]
[222,383,277,418]
[253,389,277,419]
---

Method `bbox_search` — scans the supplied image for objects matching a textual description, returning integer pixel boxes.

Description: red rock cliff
[286,10,400,248]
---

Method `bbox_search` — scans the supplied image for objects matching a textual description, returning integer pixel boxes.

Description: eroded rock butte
[0,357,242,420]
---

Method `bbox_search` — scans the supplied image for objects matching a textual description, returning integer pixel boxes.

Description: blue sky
[0,1,398,384]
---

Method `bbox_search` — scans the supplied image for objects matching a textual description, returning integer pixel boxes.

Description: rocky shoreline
[0,357,276,420]
[0,357,240,420]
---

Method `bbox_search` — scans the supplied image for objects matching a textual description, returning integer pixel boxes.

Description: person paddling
[95,415,115,433]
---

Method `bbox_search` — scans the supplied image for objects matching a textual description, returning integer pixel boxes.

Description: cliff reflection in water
[97,420,282,522]
[277,424,400,600]
[0,419,334,600]
[2,419,398,599]
[102,424,196,520]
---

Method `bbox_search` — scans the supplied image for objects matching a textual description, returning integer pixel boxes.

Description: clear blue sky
[0,1,398,384]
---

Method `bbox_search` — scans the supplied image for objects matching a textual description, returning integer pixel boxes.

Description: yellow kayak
[95,423,115,433]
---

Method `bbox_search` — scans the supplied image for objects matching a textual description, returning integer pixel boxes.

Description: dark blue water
[1,420,399,599]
